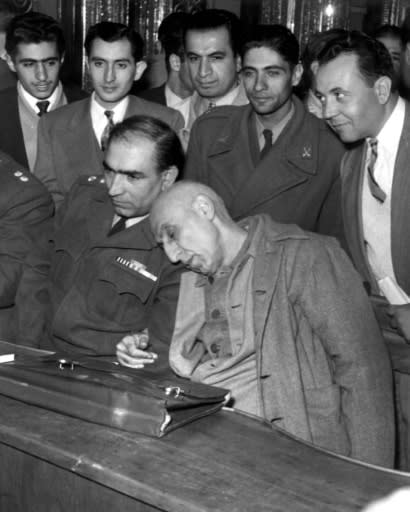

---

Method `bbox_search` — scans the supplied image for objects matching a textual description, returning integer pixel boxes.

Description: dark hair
[373,24,402,44]
[158,12,191,71]
[296,28,348,99]
[107,115,185,174]
[0,0,31,32]
[84,21,144,62]
[241,24,299,67]
[184,9,242,56]
[5,11,65,57]
[317,30,396,91]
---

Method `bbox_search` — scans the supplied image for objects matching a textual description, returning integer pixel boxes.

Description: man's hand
[116,329,158,368]
[388,304,410,342]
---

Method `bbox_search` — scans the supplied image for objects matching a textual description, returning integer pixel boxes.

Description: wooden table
[0,342,409,511]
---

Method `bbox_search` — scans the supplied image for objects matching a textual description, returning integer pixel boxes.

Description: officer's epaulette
[0,154,32,184]
[77,175,106,186]
[11,168,31,184]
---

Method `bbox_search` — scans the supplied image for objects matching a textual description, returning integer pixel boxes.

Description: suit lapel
[67,99,103,170]
[341,144,377,290]
[391,102,410,294]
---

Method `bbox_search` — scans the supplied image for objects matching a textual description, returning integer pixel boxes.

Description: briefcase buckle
[57,358,75,371]
[164,386,182,398]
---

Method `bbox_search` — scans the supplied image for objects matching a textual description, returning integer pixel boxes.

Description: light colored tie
[367,138,386,203]
[260,129,273,160]
[36,100,50,117]
[100,110,115,151]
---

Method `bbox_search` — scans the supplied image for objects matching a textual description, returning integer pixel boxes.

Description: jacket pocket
[88,261,157,325]
[304,384,350,456]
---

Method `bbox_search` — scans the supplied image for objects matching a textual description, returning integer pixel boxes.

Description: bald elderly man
[117,181,394,468]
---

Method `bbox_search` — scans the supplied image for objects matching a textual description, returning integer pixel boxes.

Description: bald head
[150,181,245,276]
[151,180,229,233]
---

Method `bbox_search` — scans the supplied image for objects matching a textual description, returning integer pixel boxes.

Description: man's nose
[254,73,266,91]
[321,98,336,119]
[104,63,116,83]
[35,62,47,81]
[107,172,123,196]
[198,58,211,77]
[164,242,182,263]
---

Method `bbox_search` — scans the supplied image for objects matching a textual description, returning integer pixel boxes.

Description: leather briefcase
[0,353,231,437]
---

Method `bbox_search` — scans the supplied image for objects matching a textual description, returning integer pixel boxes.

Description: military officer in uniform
[0,150,53,343]
[26,115,184,359]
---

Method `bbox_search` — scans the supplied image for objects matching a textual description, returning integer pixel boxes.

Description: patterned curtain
[260,0,350,47]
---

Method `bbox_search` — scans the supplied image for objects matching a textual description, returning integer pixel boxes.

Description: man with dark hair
[184,24,345,241]
[135,12,194,125]
[0,11,85,170]
[25,114,183,357]
[315,30,410,341]
[373,24,402,78]
[182,8,248,135]
[34,21,184,207]
[117,180,394,468]
[0,0,29,91]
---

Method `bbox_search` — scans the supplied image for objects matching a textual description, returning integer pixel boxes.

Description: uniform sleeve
[33,117,65,207]
[147,260,182,368]
[4,176,54,346]
[296,239,395,467]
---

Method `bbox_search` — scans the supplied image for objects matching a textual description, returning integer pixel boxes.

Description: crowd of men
[1,5,410,472]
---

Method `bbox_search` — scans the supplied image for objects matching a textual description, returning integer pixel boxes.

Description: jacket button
[210,342,220,354]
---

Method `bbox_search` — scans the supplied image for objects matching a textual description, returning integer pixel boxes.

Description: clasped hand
[116,328,158,368]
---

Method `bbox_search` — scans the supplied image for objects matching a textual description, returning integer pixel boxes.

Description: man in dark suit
[34,21,184,207]
[135,11,193,125]
[184,25,345,242]
[316,31,410,339]
[0,11,85,171]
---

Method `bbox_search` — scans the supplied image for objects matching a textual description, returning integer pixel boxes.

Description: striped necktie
[100,110,115,151]
[367,138,386,203]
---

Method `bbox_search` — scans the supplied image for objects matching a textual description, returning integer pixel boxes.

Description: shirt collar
[90,92,129,123]
[165,84,189,108]
[191,83,242,116]
[18,81,63,114]
[254,100,295,143]
[371,96,405,156]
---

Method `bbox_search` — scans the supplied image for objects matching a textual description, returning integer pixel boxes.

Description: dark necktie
[100,110,115,151]
[206,102,216,113]
[36,100,50,117]
[260,129,273,160]
[367,138,386,203]
[108,216,126,236]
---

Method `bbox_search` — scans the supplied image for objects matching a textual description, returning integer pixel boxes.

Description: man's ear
[169,53,181,72]
[134,60,147,81]
[5,53,16,73]
[292,62,303,87]
[192,193,215,220]
[374,76,392,105]
[160,166,178,190]
[235,54,241,73]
